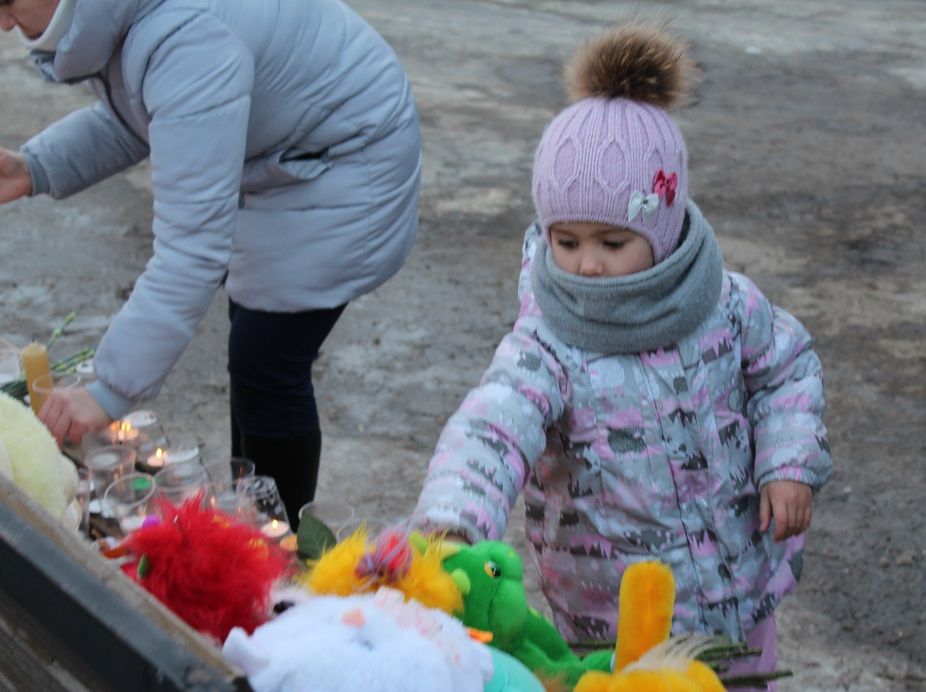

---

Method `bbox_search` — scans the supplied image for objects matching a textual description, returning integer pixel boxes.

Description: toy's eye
[484,561,501,578]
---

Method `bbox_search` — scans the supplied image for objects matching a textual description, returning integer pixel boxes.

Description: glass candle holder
[154,459,212,509]
[209,488,257,525]
[335,517,388,542]
[84,445,137,517]
[230,457,256,488]
[122,409,170,461]
[204,456,256,495]
[75,358,97,385]
[30,372,82,415]
[298,498,356,535]
[241,475,291,539]
[103,472,156,535]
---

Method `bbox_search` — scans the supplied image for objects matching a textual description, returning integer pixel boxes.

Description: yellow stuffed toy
[0,391,79,523]
[302,527,463,615]
[574,562,725,692]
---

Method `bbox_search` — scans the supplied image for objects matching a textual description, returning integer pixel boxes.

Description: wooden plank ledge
[0,473,251,691]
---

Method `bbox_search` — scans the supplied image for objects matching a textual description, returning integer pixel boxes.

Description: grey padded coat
[20,0,421,417]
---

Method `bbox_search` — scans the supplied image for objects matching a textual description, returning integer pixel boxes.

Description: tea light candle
[164,445,200,465]
[260,519,290,540]
[146,448,167,469]
[105,420,140,445]
[123,410,157,428]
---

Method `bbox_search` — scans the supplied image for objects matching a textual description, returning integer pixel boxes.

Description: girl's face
[0,0,59,40]
[549,222,654,277]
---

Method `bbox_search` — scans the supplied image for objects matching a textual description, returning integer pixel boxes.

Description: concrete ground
[1,1,924,689]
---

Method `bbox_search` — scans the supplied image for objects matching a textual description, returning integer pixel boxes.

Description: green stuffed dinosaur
[437,540,610,687]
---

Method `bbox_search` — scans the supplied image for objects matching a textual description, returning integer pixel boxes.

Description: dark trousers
[227,299,346,523]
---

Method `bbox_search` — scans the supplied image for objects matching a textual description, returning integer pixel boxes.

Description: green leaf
[296,513,336,560]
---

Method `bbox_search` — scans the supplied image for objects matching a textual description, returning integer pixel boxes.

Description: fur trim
[566,23,693,108]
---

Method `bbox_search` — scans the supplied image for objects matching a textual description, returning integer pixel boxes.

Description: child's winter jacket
[411,208,831,642]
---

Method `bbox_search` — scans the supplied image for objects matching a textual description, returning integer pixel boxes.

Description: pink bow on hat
[652,170,678,206]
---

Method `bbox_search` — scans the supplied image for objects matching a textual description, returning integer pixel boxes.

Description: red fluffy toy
[119,497,292,642]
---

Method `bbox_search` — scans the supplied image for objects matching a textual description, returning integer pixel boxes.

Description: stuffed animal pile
[220,527,555,691]
[104,507,758,690]
[0,391,79,524]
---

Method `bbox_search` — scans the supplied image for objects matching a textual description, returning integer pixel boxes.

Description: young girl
[409,24,832,680]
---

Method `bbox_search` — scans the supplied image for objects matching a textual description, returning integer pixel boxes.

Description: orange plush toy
[574,562,725,692]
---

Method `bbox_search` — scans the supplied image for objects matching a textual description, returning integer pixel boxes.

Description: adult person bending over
[0,0,420,522]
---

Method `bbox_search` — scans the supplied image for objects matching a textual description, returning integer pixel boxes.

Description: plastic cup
[84,445,137,517]
[122,409,169,460]
[335,517,388,542]
[30,372,82,413]
[204,456,255,494]
[103,472,156,535]
[154,459,212,508]
[230,457,256,487]
[240,475,290,538]
[209,489,257,524]
[298,498,356,534]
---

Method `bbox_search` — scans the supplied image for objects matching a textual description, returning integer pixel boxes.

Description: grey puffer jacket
[20,0,420,417]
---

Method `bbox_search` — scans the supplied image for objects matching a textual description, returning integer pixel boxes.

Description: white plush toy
[223,587,494,692]
[0,391,79,523]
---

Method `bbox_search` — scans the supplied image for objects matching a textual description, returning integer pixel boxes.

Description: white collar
[18,0,77,53]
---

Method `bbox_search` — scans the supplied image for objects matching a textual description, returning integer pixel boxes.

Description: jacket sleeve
[88,13,255,416]
[20,101,149,199]
[409,319,568,542]
[733,272,832,491]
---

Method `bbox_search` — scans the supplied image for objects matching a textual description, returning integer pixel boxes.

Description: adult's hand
[39,387,112,447]
[0,148,33,204]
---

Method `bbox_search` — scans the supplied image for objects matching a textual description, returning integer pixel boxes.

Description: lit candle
[146,448,167,469]
[105,420,140,445]
[21,342,51,415]
[115,421,140,444]
[260,519,291,540]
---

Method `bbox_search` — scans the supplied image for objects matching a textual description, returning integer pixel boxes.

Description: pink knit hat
[532,24,693,263]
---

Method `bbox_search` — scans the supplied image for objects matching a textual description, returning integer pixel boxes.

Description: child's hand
[759,480,813,543]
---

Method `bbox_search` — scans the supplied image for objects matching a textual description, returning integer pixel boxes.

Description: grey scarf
[530,200,724,354]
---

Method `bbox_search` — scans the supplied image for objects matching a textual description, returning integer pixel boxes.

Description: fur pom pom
[566,23,693,108]
[121,498,292,642]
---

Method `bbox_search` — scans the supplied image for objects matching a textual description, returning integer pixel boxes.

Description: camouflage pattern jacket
[411,223,832,642]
